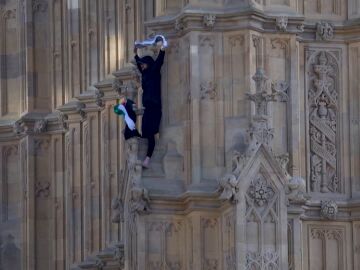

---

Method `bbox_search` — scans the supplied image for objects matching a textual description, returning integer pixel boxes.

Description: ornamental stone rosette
[247,174,275,207]
[320,200,338,219]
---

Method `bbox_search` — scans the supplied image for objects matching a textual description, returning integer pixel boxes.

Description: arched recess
[235,145,289,270]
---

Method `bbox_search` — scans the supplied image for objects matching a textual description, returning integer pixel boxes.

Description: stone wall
[1,0,360,270]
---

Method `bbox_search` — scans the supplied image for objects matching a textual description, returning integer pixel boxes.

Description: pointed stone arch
[235,145,289,270]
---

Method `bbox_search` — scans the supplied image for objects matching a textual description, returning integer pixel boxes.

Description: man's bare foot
[142,156,150,169]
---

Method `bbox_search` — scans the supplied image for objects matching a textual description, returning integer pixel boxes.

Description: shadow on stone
[1,234,21,270]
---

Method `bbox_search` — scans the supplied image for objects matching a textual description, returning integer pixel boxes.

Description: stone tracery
[308,51,339,193]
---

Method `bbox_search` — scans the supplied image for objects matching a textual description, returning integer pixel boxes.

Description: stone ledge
[145,8,360,42]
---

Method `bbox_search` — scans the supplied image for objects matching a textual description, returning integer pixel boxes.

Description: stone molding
[144,9,360,41]
[0,78,117,141]
[0,68,137,140]
[75,242,125,270]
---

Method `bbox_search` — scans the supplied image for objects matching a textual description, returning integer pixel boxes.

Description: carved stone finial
[246,69,289,147]
[218,174,239,204]
[320,200,338,219]
[276,16,288,32]
[316,22,334,41]
[203,14,216,28]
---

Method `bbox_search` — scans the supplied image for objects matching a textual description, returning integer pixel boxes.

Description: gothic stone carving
[246,251,279,270]
[112,78,122,95]
[32,0,48,13]
[111,196,124,223]
[95,89,104,107]
[129,187,150,215]
[276,16,288,32]
[2,8,16,20]
[218,174,239,203]
[320,200,338,219]
[297,24,305,32]
[246,69,288,147]
[309,226,345,269]
[225,248,236,270]
[203,14,216,28]
[286,176,308,203]
[218,69,291,204]
[247,121,274,148]
[311,227,344,241]
[35,181,50,198]
[146,221,183,270]
[316,22,334,41]
[308,51,339,193]
[174,18,184,32]
[204,258,218,270]
[56,111,68,129]
[231,150,249,176]
[126,138,139,166]
[245,171,282,270]
[95,259,105,269]
[271,81,289,102]
[13,120,27,135]
[114,244,125,269]
[247,173,275,207]
[275,153,290,177]
[200,82,217,100]
[33,119,48,133]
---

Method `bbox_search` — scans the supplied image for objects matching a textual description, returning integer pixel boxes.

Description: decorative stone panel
[304,222,352,270]
[201,217,220,270]
[145,218,185,270]
[306,49,341,193]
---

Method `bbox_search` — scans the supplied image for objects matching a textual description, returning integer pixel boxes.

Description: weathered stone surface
[1,1,360,270]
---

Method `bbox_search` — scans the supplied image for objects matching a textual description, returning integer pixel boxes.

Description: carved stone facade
[1,1,360,270]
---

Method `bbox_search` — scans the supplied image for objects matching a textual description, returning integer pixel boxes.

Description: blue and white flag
[134,35,168,49]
